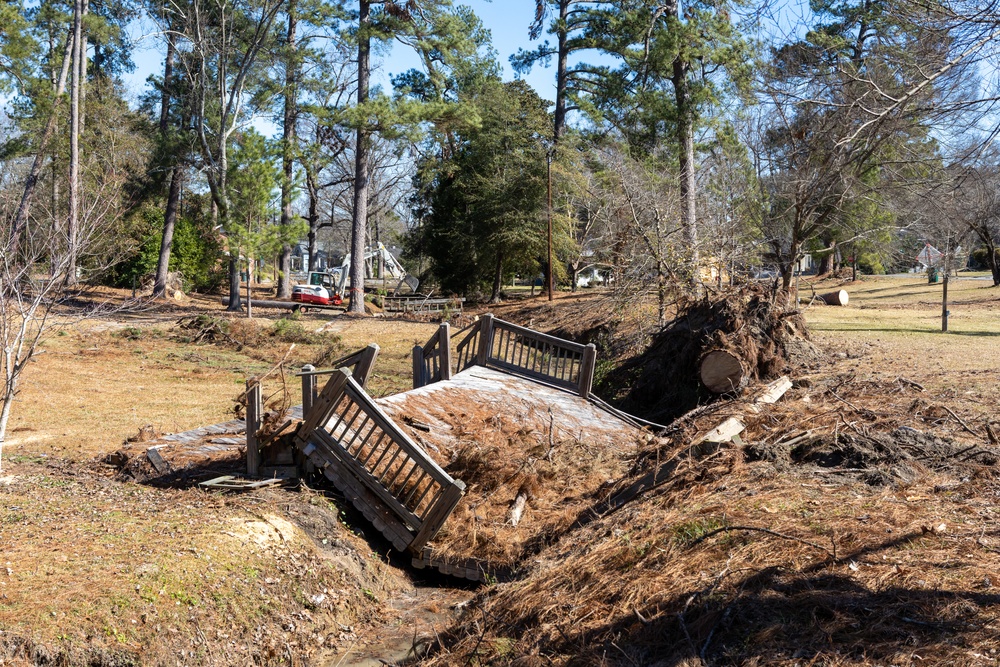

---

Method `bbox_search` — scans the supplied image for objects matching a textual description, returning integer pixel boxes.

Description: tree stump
[700,350,748,394]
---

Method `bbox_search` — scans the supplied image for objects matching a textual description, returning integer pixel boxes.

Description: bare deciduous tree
[0,94,148,470]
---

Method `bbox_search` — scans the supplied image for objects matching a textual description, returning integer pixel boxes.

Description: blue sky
[124,1,563,113]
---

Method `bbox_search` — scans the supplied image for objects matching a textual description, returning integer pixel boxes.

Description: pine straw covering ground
[419,375,1000,665]
[381,385,650,570]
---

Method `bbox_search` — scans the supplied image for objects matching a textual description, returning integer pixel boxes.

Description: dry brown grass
[423,439,1000,665]
[0,288,440,665]
[10,278,1000,665]
[0,461,404,665]
[804,275,1000,422]
[6,292,437,462]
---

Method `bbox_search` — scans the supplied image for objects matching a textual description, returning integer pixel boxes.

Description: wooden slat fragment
[146,448,171,475]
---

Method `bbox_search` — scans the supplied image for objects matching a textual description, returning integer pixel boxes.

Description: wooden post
[942,246,950,333]
[353,343,380,387]
[412,344,424,389]
[578,343,597,399]
[246,380,263,477]
[300,364,316,419]
[476,314,494,367]
[438,322,452,381]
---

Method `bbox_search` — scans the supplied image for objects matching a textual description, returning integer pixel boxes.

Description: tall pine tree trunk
[673,56,697,280]
[348,0,371,314]
[154,167,183,297]
[553,0,570,144]
[66,0,85,285]
[153,34,179,299]
[490,249,504,303]
[220,115,240,313]
[306,172,319,272]
[277,0,297,298]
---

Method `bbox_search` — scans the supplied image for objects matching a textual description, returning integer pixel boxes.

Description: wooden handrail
[294,368,465,554]
[491,319,588,354]
[246,379,262,477]
[296,344,379,381]
[300,345,380,419]
[412,323,451,388]
[412,314,598,398]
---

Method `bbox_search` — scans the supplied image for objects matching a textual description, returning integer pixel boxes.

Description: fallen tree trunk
[220,297,343,311]
[820,290,849,306]
[700,349,748,394]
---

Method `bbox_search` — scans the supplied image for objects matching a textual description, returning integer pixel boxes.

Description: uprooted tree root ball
[602,284,819,423]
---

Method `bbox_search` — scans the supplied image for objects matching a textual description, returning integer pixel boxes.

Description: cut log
[506,491,529,527]
[700,350,748,394]
[506,481,535,527]
[820,290,849,306]
[220,297,344,311]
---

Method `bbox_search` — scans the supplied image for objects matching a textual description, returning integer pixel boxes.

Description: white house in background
[794,253,815,274]
[575,266,611,287]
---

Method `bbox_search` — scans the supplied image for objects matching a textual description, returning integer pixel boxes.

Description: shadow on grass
[815,326,1000,337]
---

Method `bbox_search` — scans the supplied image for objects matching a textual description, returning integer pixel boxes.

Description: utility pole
[942,238,951,333]
[547,151,553,301]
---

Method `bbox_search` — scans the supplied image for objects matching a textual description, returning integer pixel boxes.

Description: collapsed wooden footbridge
[153,314,647,580]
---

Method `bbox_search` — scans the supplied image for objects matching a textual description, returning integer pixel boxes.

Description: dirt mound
[603,285,818,422]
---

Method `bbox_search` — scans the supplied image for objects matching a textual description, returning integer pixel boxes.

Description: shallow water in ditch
[326,583,475,666]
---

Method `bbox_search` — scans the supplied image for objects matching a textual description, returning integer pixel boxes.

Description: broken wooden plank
[246,380,263,477]
[749,375,794,412]
[199,476,286,490]
[694,375,793,446]
[260,465,298,479]
[698,417,747,445]
[146,447,171,475]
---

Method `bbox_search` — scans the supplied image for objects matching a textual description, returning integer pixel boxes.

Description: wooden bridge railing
[294,368,466,554]
[384,296,465,315]
[426,313,598,399]
[412,323,451,389]
[453,319,482,375]
[297,344,380,418]
[245,344,382,478]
